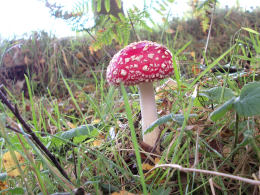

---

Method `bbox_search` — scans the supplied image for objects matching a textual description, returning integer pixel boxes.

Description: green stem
[233,112,239,150]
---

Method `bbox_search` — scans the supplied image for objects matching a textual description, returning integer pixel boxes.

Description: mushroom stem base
[138,82,160,149]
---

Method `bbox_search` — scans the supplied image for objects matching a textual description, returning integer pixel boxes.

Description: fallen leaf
[92,139,103,147]
[92,133,106,147]
[156,78,178,97]
[92,119,101,124]
[192,64,201,75]
[222,145,231,158]
[155,78,186,100]
[89,45,95,55]
[24,55,32,65]
[2,151,26,177]
[83,84,96,93]
[67,121,76,129]
[111,190,135,195]
[76,52,84,60]
[154,158,160,164]
[0,180,8,192]
[220,128,234,138]
[142,163,154,171]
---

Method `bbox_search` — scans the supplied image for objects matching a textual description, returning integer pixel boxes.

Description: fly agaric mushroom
[107,41,173,149]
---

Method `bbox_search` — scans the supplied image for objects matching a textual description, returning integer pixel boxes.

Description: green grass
[0,14,259,194]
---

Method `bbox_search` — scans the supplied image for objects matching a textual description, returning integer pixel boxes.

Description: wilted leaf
[234,82,260,117]
[2,151,26,177]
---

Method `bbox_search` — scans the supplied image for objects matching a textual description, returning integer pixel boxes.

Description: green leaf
[201,87,235,103]
[115,0,121,8]
[104,0,110,12]
[0,173,7,181]
[194,93,209,107]
[242,27,260,35]
[234,82,260,117]
[109,14,118,22]
[97,0,101,12]
[60,125,97,140]
[118,12,126,22]
[210,97,236,121]
[145,113,197,134]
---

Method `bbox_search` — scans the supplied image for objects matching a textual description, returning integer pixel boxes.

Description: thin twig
[0,85,70,181]
[252,173,260,192]
[82,27,112,58]
[209,178,216,195]
[193,130,200,168]
[118,148,162,159]
[6,125,32,138]
[202,0,216,65]
[127,10,140,42]
[149,164,260,186]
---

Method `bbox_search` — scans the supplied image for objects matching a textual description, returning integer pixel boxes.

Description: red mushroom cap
[106,41,174,86]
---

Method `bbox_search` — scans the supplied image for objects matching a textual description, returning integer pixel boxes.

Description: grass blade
[120,83,148,194]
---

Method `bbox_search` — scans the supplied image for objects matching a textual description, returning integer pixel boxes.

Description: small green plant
[210,81,260,159]
[210,81,260,120]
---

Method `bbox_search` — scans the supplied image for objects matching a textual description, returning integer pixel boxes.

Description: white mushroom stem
[138,82,160,149]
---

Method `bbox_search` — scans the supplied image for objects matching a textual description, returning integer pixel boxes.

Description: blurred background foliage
[0,0,259,95]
